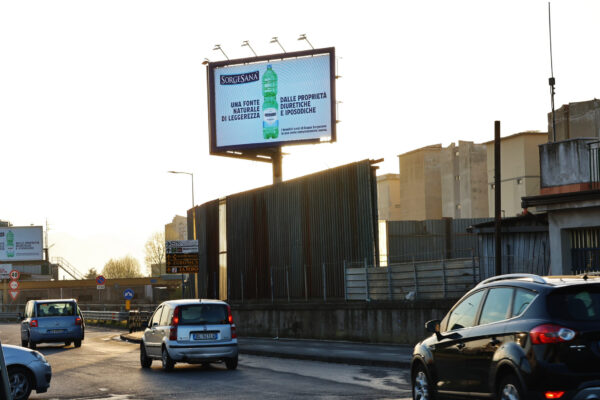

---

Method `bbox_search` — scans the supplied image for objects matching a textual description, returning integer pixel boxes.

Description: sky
[2,0,600,277]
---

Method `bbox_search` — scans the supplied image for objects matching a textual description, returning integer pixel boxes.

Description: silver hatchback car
[140,299,238,371]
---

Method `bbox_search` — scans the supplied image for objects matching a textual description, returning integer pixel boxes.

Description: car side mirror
[425,319,443,340]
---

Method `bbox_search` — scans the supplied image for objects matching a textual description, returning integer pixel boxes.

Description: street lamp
[167,170,196,298]
[167,171,194,209]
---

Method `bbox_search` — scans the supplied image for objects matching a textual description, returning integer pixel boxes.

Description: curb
[119,333,411,368]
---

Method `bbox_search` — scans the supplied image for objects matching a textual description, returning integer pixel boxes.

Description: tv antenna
[213,44,229,60]
[548,2,557,142]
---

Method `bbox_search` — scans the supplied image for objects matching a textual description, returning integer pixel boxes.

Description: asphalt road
[0,323,412,400]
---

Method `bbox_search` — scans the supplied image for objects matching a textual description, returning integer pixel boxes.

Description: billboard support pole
[272,148,282,184]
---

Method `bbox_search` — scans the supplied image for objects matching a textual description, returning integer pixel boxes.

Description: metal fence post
[442,257,447,298]
[241,272,244,304]
[387,264,393,301]
[413,257,418,299]
[286,265,290,303]
[322,263,327,302]
[343,260,348,301]
[364,258,370,301]
[304,264,308,301]
[270,267,274,303]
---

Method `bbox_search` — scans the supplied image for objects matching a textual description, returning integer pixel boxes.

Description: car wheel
[140,343,152,368]
[21,340,28,348]
[8,366,33,400]
[412,364,434,400]
[498,374,524,400]
[74,340,82,348]
[65,341,72,347]
[28,339,36,350]
[225,356,238,370]
[161,347,175,371]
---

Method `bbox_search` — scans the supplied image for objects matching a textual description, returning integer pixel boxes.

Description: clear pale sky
[2,0,599,277]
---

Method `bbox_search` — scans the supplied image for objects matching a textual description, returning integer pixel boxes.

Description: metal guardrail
[0,312,21,321]
[82,310,129,322]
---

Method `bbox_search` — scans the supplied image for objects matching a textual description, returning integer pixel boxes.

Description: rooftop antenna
[270,36,286,53]
[297,34,314,50]
[213,44,229,60]
[548,2,557,142]
[241,40,258,57]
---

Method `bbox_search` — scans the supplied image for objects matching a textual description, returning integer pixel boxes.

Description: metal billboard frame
[206,47,337,162]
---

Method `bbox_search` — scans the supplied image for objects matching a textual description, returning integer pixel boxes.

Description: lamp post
[168,171,196,298]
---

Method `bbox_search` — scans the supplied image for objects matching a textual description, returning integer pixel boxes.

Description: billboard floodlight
[213,44,229,60]
[241,40,258,57]
[202,58,211,65]
[270,37,286,53]
[297,34,314,49]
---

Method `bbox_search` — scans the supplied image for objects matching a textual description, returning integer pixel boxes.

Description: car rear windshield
[547,284,600,321]
[179,304,228,325]
[37,302,76,317]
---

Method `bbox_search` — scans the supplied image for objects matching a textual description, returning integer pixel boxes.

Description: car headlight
[32,351,48,364]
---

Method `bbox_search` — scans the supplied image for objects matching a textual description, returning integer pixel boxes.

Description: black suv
[411,273,600,400]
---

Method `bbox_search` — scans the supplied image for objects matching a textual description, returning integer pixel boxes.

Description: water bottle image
[262,64,279,139]
[6,230,14,258]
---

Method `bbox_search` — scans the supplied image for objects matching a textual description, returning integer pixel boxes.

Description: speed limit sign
[9,280,19,290]
[9,270,20,280]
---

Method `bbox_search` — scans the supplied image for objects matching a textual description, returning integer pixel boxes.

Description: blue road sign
[123,288,134,300]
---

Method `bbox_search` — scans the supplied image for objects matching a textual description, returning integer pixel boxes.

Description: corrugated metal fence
[225,160,379,302]
[345,258,479,301]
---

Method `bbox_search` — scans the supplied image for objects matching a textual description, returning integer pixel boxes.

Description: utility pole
[494,121,502,276]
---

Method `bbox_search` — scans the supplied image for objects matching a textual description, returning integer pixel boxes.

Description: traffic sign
[9,270,20,280]
[9,290,19,300]
[97,285,105,290]
[96,275,106,285]
[9,280,19,290]
[0,264,11,280]
[123,288,134,300]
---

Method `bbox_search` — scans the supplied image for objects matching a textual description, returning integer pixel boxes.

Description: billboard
[0,226,43,261]
[208,47,336,153]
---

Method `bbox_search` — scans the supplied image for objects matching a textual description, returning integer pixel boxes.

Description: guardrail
[82,310,129,322]
[0,312,21,321]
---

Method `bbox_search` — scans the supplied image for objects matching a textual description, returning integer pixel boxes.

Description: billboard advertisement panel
[0,226,43,261]
[208,47,336,153]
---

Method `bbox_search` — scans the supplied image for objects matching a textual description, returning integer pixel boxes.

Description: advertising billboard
[0,226,43,261]
[208,47,336,153]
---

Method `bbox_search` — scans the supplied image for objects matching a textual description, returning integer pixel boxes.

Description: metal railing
[51,257,85,280]
[81,310,129,322]
[588,141,600,189]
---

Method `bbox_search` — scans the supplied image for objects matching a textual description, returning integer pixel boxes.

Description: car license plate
[48,329,66,334]
[193,332,217,340]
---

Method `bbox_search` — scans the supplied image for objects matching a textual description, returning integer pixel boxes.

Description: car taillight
[530,324,576,344]
[227,305,237,338]
[227,305,234,324]
[30,319,38,328]
[169,306,180,341]
[75,317,82,325]
[545,392,565,399]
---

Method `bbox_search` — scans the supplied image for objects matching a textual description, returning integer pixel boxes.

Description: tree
[102,255,143,279]
[144,231,165,275]
[84,268,98,279]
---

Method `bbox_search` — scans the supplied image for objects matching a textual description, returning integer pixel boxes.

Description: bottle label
[263,108,278,125]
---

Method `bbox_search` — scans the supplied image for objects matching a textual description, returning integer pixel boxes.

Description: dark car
[411,273,600,400]
[20,299,85,349]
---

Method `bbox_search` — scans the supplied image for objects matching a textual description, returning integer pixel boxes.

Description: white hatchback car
[140,299,238,371]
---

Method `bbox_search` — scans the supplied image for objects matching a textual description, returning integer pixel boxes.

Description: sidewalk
[120,331,413,368]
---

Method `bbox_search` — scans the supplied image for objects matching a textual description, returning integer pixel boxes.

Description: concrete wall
[232,300,455,345]
[165,215,187,241]
[549,99,600,142]
[399,145,442,220]
[545,205,600,275]
[539,138,594,188]
[486,132,547,217]
[441,141,488,218]
[376,174,402,220]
